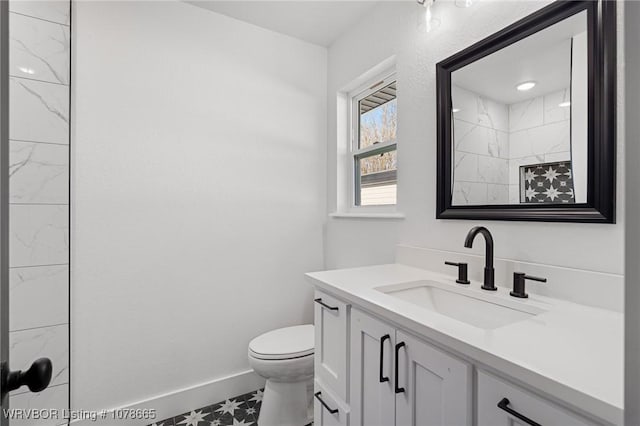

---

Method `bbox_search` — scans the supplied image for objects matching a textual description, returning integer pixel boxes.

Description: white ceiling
[452,10,587,105]
[186,1,381,47]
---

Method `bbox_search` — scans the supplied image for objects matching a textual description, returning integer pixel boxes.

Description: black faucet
[464,226,496,291]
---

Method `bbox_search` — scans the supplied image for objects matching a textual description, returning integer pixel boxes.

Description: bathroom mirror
[436,1,616,223]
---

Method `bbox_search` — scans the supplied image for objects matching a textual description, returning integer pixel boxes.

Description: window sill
[329,212,406,220]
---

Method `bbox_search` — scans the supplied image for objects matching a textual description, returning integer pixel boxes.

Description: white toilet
[248,324,314,426]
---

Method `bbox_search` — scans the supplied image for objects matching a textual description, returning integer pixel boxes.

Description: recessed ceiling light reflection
[452,108,461,113]
[18,67,35,75]
[558,101,571,107]
[516,81,536,91]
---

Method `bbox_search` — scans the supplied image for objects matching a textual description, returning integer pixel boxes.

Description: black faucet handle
[511,272,547,298]
[444,261,470,285]
[523,274,547,283]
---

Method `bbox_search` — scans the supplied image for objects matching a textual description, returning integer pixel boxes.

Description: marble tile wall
[507,88,571,203]
[452,86,572,205]
[452,85,510,205]
[8,1,70,423]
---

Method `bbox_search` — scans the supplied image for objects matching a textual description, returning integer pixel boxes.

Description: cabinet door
[349,308,396,426]
[314,290,350,401]
[395,331,471,426]
[477,370,597,426]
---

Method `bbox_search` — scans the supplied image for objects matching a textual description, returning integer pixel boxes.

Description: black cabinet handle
[497,398,541,426]
[379,334,390,383]
[314,391,339,414]
[314,298,339,311]
[394,342,406,394]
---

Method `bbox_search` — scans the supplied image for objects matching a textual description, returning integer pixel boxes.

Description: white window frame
[349,70,398,210]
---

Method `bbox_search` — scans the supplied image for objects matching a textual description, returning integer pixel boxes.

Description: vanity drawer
[314,379,349,426]
[477,370,597,426]
[314,290,350,401]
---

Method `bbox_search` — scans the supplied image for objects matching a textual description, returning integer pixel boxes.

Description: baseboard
[70,369,265,425]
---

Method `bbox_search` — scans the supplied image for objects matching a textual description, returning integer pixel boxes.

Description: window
[351,74,397,206]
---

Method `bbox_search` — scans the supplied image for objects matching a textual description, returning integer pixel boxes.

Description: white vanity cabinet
[313,289,607,426]
[349,308,472,426]
[476,370,597,426]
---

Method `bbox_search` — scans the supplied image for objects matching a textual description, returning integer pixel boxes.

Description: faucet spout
[464,226,496,291]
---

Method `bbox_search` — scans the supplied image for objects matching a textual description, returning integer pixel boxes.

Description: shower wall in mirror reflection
[451,11,587,206]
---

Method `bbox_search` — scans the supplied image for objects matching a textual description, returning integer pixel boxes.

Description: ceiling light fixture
[452,108,461,113]
[417,0,438,33]
[425,3,433,32]
[516,81,536,92]
[455,0,474,7]
[558,101,571,107]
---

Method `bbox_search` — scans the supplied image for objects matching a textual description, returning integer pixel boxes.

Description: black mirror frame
[436,0,616,223]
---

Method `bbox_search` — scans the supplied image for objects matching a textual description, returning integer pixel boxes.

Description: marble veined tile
[10,384,68,425]
[451,85,477,124]
[454,119,485,154]
[487,184,509,205]
[509,96,543,133]
[10,204,68,267]
[476,95,508,133]
[453,152,479,183]
[454,119,509,159]
[508,184,521,204]
[10,324,68,393]
[452,181,487,206]
[509,120,570,160]
[10,77,69,144]
[545,151,571,163]
[491,129,509,160]
[543,89,571,125]
[452,85,508,132]
[533,120,570,155]
[10,141,68,204]
[10,12,70,84]
[10,265,68,331]
[478,156,509,185]
[9,1,70,26]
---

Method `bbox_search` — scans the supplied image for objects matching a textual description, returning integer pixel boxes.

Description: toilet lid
[249,324,314,360]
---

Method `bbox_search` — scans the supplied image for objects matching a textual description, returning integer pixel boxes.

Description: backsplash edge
[396,244,623,312]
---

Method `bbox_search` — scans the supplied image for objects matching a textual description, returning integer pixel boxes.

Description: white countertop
[306,263,623,425]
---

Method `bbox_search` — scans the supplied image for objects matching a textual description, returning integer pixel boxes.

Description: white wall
[625,1,640,423]
[72,1,326,412]
[326,1,624,276]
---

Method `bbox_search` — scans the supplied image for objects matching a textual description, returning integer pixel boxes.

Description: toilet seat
[248,324,314,360]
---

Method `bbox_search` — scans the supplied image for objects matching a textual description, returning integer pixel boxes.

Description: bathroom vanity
[308,1,623,424]
[307,264,623,426]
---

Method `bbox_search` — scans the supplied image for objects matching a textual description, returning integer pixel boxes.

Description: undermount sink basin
[376,281,546,329]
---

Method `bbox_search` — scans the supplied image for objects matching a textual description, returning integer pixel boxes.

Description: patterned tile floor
[149,389,264,426]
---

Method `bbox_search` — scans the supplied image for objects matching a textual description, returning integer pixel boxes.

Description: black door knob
[3,358,53,395]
